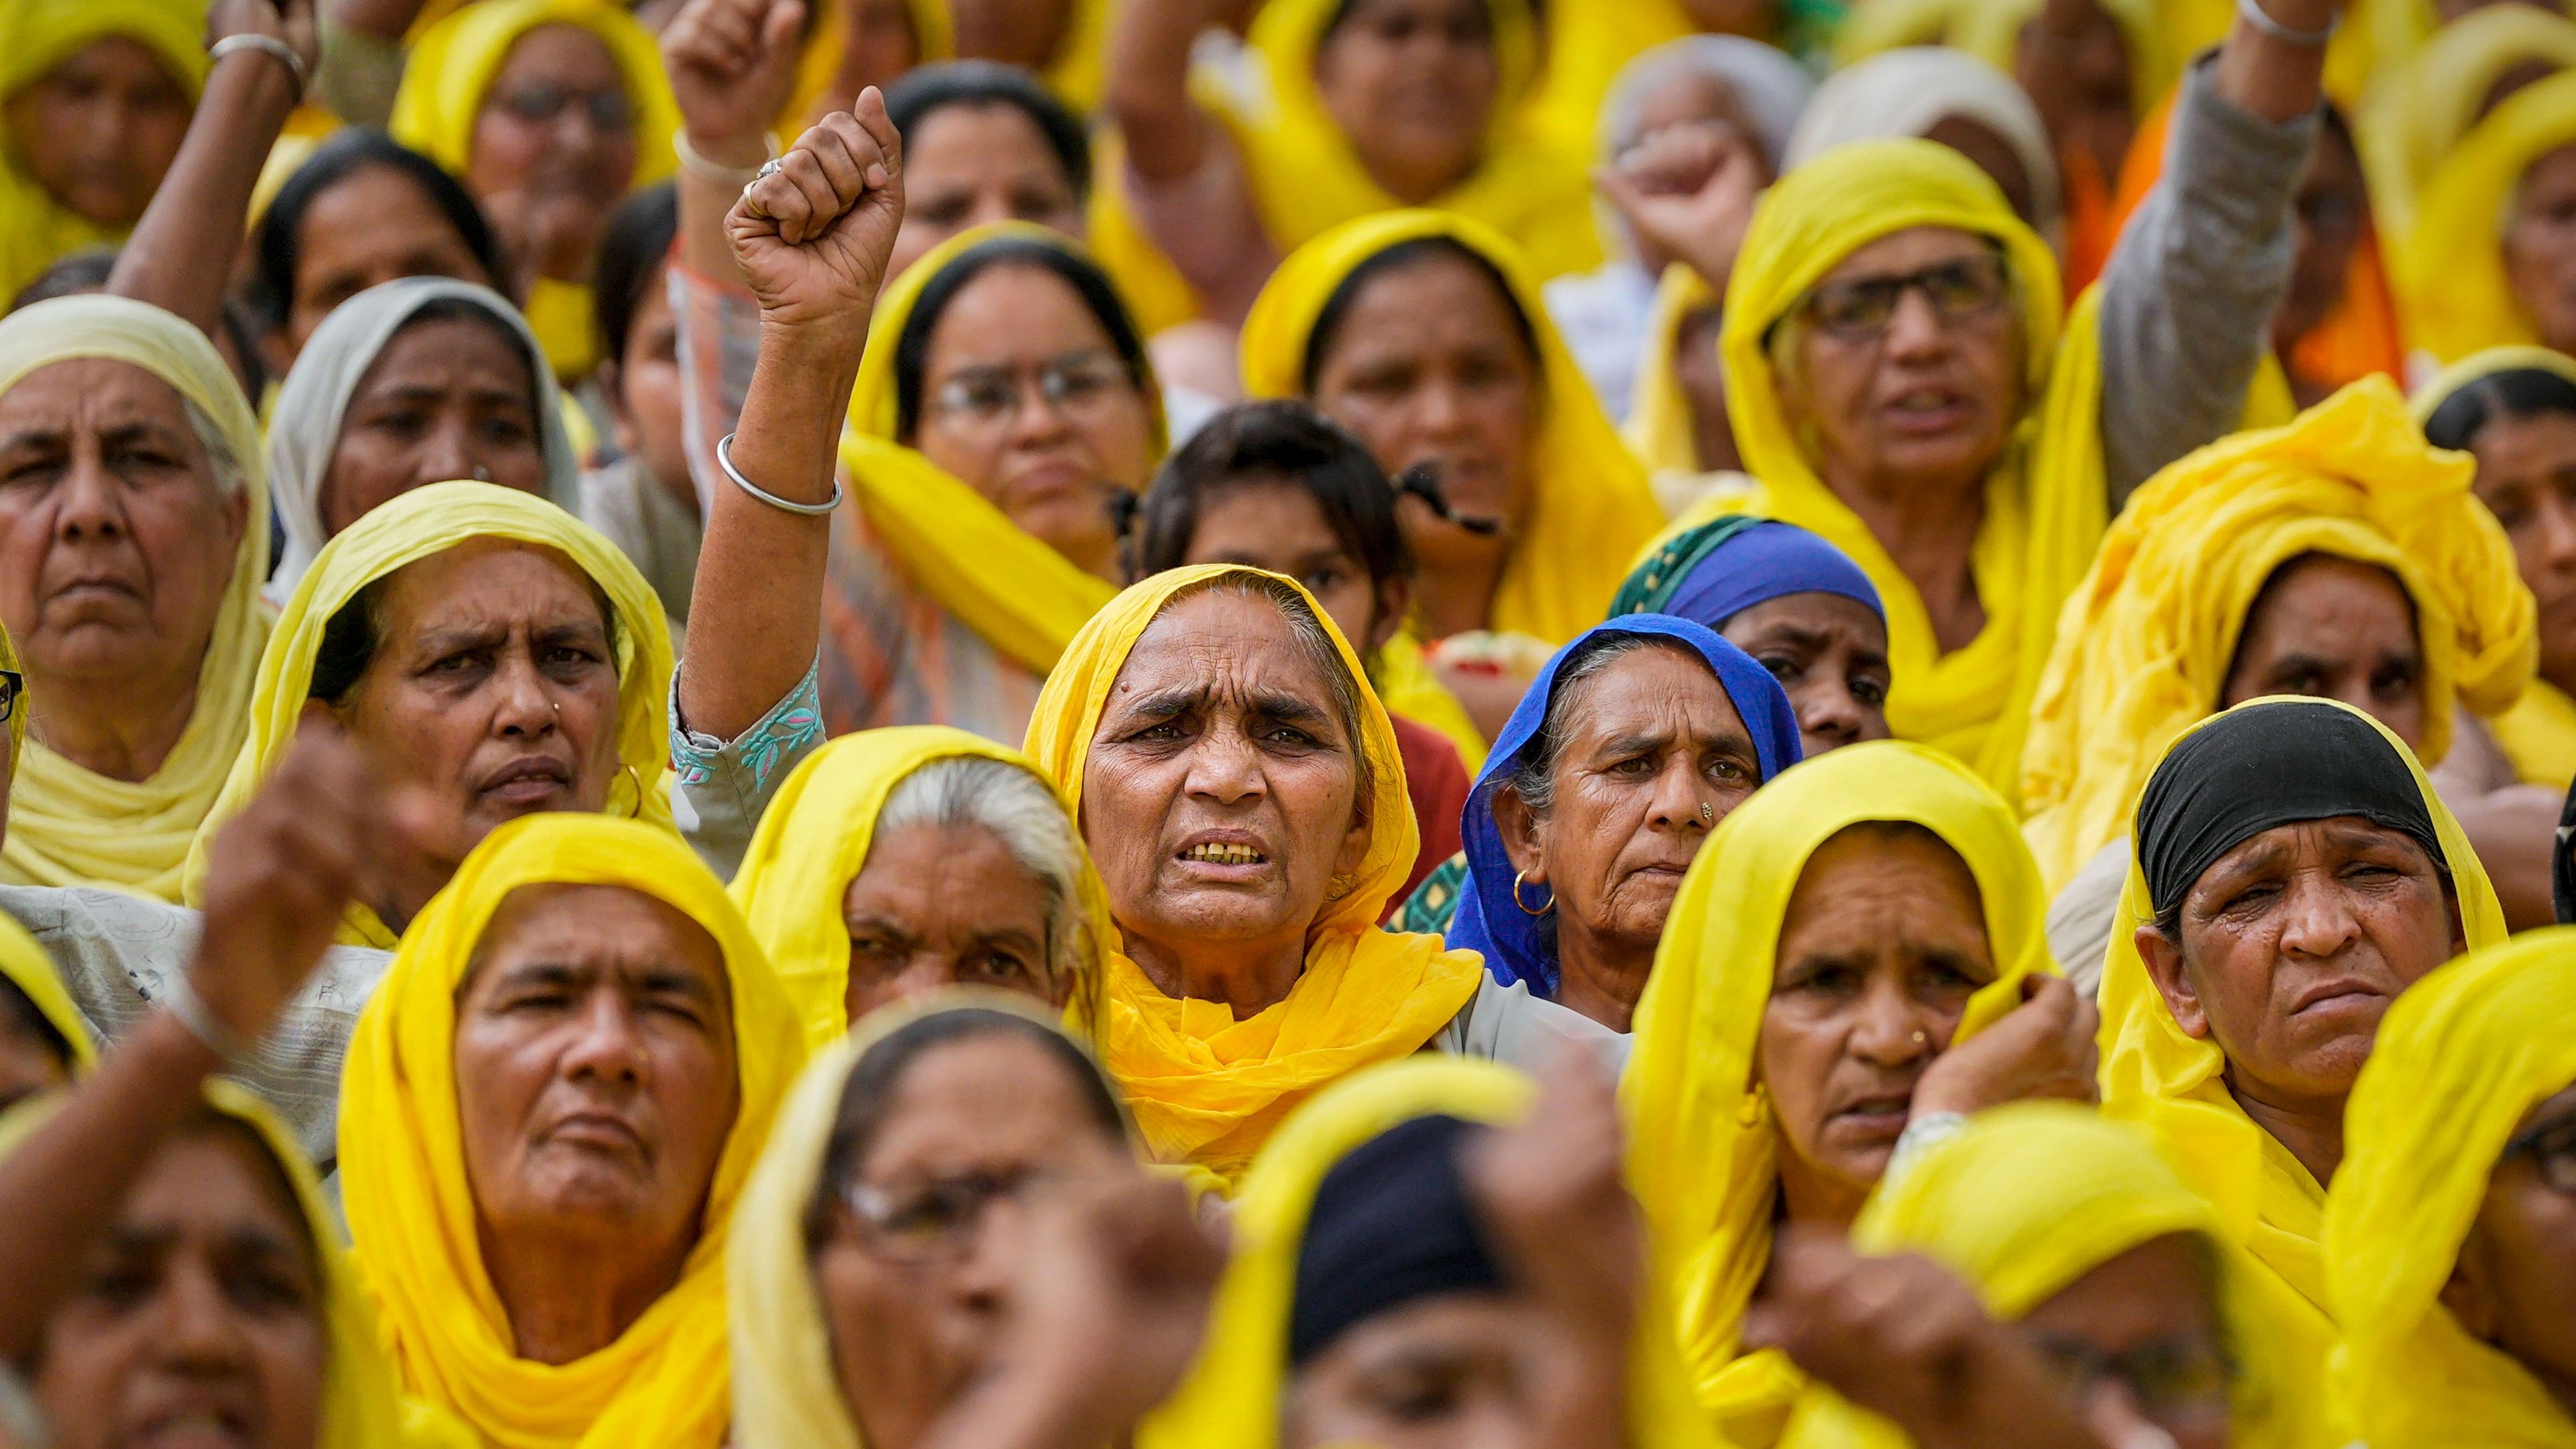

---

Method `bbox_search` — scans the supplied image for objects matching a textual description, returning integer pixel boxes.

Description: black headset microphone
[1395,462,1504,537]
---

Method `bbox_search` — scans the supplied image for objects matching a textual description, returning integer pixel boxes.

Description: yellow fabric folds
[2094,699,2507,1386]
[728,725,1116,1049]
[0,615,20,771]
[2398,67,2576,365]
[2327,927,2576,1448]
[781,0,953,135]
[0,296,272,900]
[2021,376,2535,890]
[1022,564,1484,1188]
[340,813,806,1449]
[1716,139,2106,797]
[1951,0,2173,126]
[180,481,677,948]
[1143,1055,1714,1449]
[1241,210,1666,645]
[1623,739,2059,1444]
[2358,3,2576,240]
[1626,262,1718,480]
[0,902,91,1069]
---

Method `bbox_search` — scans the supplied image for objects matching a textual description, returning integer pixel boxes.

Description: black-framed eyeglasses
[2501,1114,2576,1196]
[0,669,20,728]
[1793,250,2013,342]
[491,84,635,133]
[841,1165,1055,1263]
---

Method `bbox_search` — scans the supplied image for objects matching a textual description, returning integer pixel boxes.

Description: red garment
[1388,713,1472,921]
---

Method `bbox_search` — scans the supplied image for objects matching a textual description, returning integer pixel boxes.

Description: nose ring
[1698,802,1715,826]
[1909,1029,1928,1047]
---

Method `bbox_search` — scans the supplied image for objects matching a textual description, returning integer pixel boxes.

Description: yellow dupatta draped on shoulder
[2020,377,2535,892]
[1143,1055,1714,1449]
[0,896,91,1071]
[1623,740,2059,1447]
[838,223,1152,678]
[1022,565,1485,1189]
[1240,210,1667,647]
[2397,67,2576,366]
[0,296,271,900]
[2327,928,2576,1448]
[340,814,807,1449]
[727,725,1116,1049]
[179,482,677,948]
[1719,139,2107,798]
[2093,699,2508,1393]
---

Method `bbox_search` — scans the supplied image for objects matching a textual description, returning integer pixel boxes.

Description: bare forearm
[108,51,300,338]
[1106,0,1216,182]
[2216,0,2336,123]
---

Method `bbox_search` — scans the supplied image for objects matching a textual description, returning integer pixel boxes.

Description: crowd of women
[0,0,2571,1443]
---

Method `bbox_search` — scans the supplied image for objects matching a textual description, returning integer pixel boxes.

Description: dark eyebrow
[1736,621,1831,653]
[1121,687,1202,721]
[1597,728,1677,759]
[1249,691,1331,728]
[412,623,510,657]
[637,966,723,1009]
[2259,651,2342,680]
[495,960,585,992]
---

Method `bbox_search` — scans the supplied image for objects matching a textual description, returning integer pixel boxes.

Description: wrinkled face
[1762,826,1995,1197]
[1079,589,1372,961]
[1313,0,1499,204]
[2219,555,2426,751]
[841,822,1064,1023]
[2274,127,2367,356]
[464,25,639,273]
[452,884,739,1279]
[946,0,1074,70]
[2506,143,2576,355]
[1922,117,2037,229]
[3,36,190,229]
[31,1126,326,1449]
[815,1031,1129,1449]
[1720,591,1891,757]
[0,358,247,697]
[2445,1082,2576,1404]
[2139,817,2464,1115]
[1283,1296,1545,1449]
[602,266,691,504]
[320,315,549,537]
[1504,646,1758,961]
[1177,480,1400,655]
[282,166,498,360]
[0,981,73,1113]
[331,541,624,882]
[2468,408,2576,691]
[1308,252,1537,573]
[912,263,1155,582]
[887,105,1085,281]
[2017,1234,2236,1449]
[1782,227,2025,505]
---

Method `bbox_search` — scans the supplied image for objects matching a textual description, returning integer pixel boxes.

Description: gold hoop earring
[1512,868,1554,917]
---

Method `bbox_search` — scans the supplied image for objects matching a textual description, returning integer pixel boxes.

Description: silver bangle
[1884,1110,1971,1189]
[674,129,777,185]
[208,33,308,97]
[161,970,253,1062]
[716,432,842,516]
[2236,0,2336,47]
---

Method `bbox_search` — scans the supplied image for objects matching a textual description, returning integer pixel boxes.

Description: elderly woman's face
[2507,142,2576,355]
[912,264,1154,583]
[1782,226,2025,508]
[814,1029,1130,1449]
[2014,1233,2236,1449]
[1762,825,1995,1197]
[0,358,246,703]
[2219,555,2425,751]
[1313,0,1499,206]
[2137,816,2465,1113]
[32,1125,326,1449]
[1722,591,1892,757]
[1081,589,1372,960]
[3,37,190,230]
[466,25,639,278]
[1284,1296,1548,1449]
[888,105,1085,281]
[2468,408,2576,691]
[452,884,738,1299]
[282,166,499,360]
[2445,1083,2576,1402]
[842,822,1066,1023]
[321,315,549,538]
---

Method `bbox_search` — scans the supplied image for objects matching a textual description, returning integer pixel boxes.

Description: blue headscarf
[1609,515,1884,629]
[1447,616,1803,998]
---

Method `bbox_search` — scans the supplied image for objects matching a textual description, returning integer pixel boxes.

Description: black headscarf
[1288,1114,1510,1366]
[2553,775,2576,924]
[2135,699,2445,916]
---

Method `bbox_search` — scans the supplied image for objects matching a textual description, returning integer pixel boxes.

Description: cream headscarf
[340,812,806,1449]
[0,295,270,900]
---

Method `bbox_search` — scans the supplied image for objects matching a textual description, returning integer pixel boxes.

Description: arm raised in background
[1104,0,1275,324]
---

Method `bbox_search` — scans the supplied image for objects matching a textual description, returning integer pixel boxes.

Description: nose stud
[1698,802,1715,825]
[1910,1029,1929,1047]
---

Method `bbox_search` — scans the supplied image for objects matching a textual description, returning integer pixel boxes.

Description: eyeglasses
[0,669,18,728]
[926,352,1136,430]
[1794,251,2013,342]
[842,1166,1052,1263]
[2026,1332,2238,1421]
[2501,1114,2576,1196]
[491,84,635,133]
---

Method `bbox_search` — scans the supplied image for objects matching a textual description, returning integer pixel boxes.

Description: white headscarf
[1782,46,2062,239]
[263,276,583,597]
[1596,35,1817,266]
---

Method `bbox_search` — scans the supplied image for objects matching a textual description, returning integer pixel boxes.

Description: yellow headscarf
[2021,376,2536,891]
[1775,1102,2314,1449]
[0,898,90,1071]
[2093,699,2507,1387]
[780,0,954,135]
[1624,262,1720,481]
[2327,926,2576,1448]
[0,0,207,301]
[1829,0,1963,65]
[727,725,1116,1049]
[729,987,1124,1449]
[0,296,271,901]
[388,0,679,382]
[180,481,677,948]
[1622,739,2059,1445]
[1519,0,1697,161]
[2358,3,2576,242]
[2397,67,2576,366]
[1143,1055,1715,1449]
[1022,564,1486,1189]
[339,813,806,1449]
[1951,0,2174,127]
[1241,210,1666,647]
[1716,139,2107,798]
[2412,344,2576,790]
[1228,0,1600,279]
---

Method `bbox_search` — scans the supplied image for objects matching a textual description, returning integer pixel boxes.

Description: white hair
[178,394,247,496]
[876,756,1093,996]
